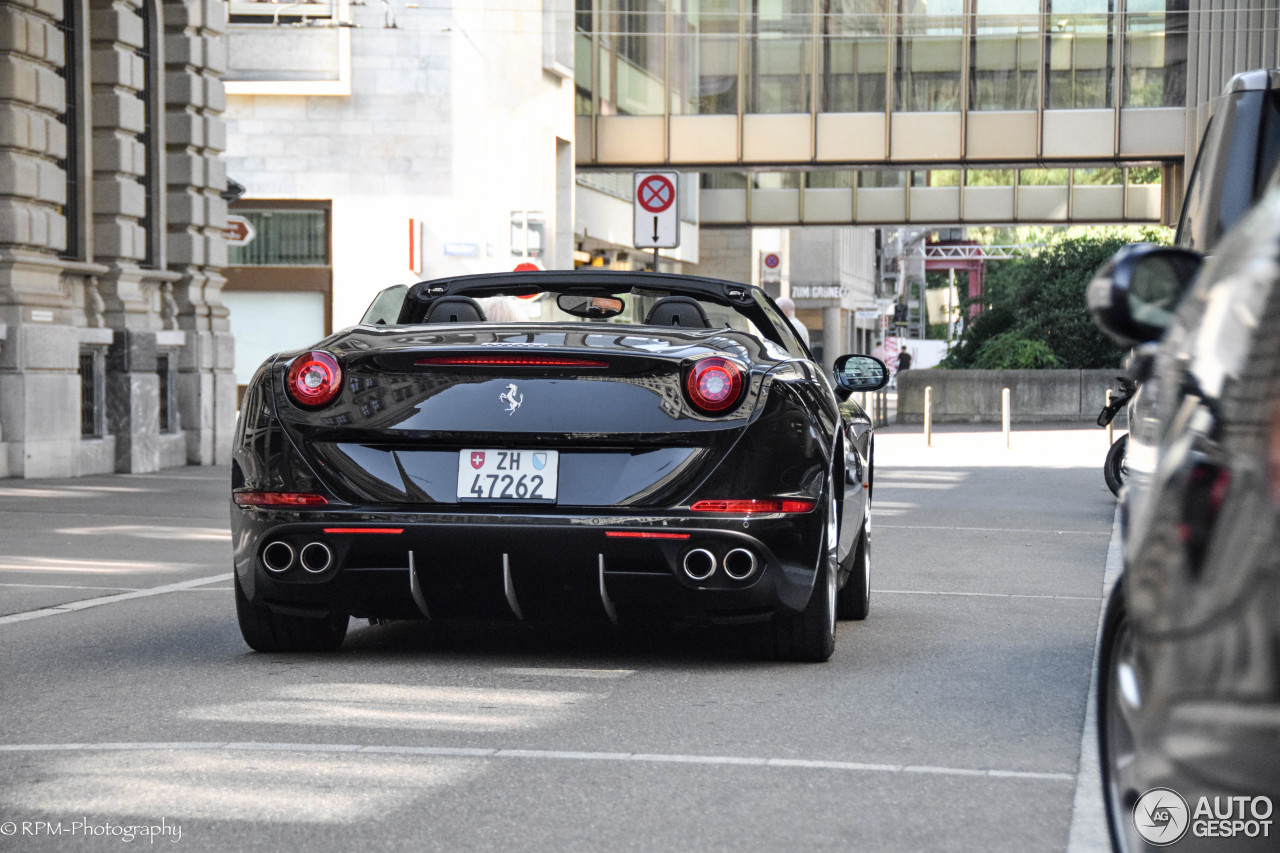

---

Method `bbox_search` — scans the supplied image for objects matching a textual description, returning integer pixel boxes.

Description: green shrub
[971,332,1062,369]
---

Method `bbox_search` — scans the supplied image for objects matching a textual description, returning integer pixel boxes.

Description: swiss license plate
[457,449,559,502]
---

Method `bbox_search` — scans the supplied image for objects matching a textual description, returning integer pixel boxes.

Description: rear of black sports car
[231,276,875,661]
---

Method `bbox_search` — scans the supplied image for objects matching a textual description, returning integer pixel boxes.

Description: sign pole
[652,246,658,272]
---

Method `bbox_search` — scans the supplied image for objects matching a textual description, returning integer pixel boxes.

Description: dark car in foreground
[1089,185,1280,850]
[231,271,888,662]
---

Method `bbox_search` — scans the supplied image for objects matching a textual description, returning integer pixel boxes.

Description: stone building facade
[0,0,235,478]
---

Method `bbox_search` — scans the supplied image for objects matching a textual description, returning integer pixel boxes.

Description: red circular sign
[764,253,780,269]
[637,175,676,213]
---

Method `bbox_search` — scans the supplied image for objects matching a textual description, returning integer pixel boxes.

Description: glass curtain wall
[971,0,1039,110]
[895,0,964,111]
[602,0,667,115]
[1045,0,1115,108]
[747,0,813,113]
[1124,0,1187,107]
[580,3,1192,131]
[673,0,739,114]
[822,0,890,113]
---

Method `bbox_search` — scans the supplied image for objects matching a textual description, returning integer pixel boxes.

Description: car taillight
[690,499,815,514]
[286,351,342,407]
[234,492,329,507]
[414,356,608,368]
[686,357,743,413]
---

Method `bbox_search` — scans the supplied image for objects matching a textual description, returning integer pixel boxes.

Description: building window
[821,1,890,114]
[228,0,335,24]
[157,352,177,433]
[79,349,105,438]
[511,211,546,259]
[227,209,329,266]
[1044,0,1115,109]
[137,0,160,267]
[56,0,81,259]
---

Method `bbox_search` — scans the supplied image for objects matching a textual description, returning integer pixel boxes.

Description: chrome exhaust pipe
[299,541,334,574]
[682,548,716,581]
[262,541,295,573]
[723,548,757,581]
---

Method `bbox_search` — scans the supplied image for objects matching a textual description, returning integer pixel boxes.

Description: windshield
[360,275,809,359]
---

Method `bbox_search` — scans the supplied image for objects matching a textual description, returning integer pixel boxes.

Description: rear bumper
[232,506,823,625]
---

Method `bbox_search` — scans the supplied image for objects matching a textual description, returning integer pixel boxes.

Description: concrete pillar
[164,0,236,467]
[822,305,843,375]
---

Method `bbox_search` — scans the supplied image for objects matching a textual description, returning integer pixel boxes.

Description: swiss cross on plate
[470,451,485,469]
[633,171,680,250]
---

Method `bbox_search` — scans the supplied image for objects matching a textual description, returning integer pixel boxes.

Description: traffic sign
[764,253,780,269]
[223,214,256,247]
[633,171,680,249]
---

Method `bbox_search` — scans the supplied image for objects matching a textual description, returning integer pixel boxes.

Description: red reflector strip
[322,528,404,535]
[233,492,329,507]
[414,356,608,368]
[605,531,692,540]
[689,499,816,514]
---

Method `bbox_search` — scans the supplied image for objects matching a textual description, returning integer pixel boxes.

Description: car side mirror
[1086,243,1201,347]
[833,354,890,394]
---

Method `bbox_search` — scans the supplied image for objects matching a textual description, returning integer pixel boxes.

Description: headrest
[644,296,711,328]
[425,296,487,323]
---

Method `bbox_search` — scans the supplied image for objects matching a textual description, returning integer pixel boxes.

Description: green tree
[939,226,1172,370]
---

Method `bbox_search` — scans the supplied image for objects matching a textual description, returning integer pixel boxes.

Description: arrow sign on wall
[223,214,257,247]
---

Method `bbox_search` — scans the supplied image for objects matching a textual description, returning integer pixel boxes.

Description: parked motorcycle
[1097,376,1137,496]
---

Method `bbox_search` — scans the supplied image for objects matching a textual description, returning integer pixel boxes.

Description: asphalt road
[0,424,1118,852]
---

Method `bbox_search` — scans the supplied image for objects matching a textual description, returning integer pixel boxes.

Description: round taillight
[286,351,342,407]
[686,357,743,413]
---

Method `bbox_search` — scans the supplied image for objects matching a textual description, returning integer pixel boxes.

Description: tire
[1097,582,1144,853]
[837,525,870,621]
[234,574,348,653]
[757,476,838,662]
[1104,434,1128,496]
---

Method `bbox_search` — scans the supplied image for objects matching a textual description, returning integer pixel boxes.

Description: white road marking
[1066,508,1124,853]
[879,524,1110,536]
[0,573,232,626]
[0,741,1075,782]
[0,556,197,574]
[0,583,141,591]
[876,589,1102,602]
[496,667,635,679]
[53,524,231,542]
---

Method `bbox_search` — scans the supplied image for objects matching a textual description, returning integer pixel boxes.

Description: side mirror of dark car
[1086,243,1202,347]
[833,354,890,395]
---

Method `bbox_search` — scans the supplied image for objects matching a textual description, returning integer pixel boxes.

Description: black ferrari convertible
[231,271,888,661]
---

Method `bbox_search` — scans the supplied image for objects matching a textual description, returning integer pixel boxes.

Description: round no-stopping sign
[764,253,780,269]
[637,175,676,213]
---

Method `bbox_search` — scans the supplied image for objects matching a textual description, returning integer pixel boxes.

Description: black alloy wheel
[235,574,349,653]
[837,525,871,621]
[1098,582,1145,853]
[758,473,838,662]
[1105,434,1129,496]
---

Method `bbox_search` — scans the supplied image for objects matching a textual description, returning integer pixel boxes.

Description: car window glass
[1127,256,1184,329]
[361,285,408,325]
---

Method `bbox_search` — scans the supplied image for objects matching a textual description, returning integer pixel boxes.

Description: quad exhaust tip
[262,541,295,573]
[300,542,334,573]
[723,548,757,581]
[682,548,716,582]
